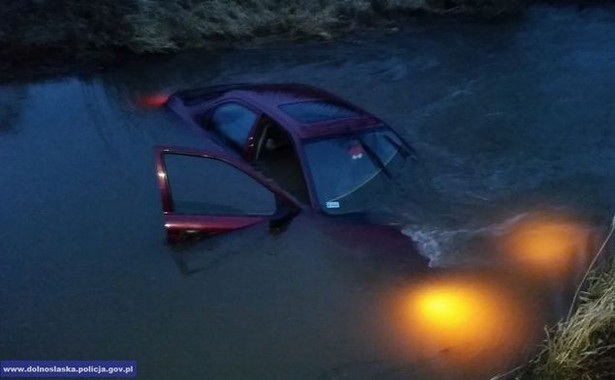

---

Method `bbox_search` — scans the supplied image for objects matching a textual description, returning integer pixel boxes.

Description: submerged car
[156,83,417,242]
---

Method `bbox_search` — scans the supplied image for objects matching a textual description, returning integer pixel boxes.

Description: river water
[1,5,615,380]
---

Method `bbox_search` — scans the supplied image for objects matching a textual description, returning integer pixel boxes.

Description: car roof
[173,83,384,140]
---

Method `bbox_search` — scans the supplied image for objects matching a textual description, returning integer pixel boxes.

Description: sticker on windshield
[348,145,364,160]
[326,201,340,209]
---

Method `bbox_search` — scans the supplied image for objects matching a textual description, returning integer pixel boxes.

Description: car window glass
[210,103,257,149]
[303,129,404,214]
[164,154,276,216]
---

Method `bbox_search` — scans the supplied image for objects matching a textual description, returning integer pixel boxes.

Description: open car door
[155,146,301,242]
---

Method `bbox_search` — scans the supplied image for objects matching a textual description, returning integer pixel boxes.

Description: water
[2,5,615,379]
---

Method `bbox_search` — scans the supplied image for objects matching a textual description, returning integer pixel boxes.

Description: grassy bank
[513,238,615,380]
[0,0,527,71]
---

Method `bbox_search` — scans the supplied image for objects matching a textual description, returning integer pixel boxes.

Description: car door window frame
[155,146,301,241]
[250,116,314,205]
[163,154,278,217]
[198,99,262,156]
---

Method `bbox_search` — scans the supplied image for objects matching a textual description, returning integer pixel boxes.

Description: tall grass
[515,248,615,379]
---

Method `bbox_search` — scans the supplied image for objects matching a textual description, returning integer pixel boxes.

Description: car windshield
[303,128,409,215]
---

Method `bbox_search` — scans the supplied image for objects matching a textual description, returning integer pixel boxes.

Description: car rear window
[279,101,361,124]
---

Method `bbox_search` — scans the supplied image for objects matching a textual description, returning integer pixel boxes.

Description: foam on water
[402,212,532,266]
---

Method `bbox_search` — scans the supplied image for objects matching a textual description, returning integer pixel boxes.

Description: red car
[156,83,416,242]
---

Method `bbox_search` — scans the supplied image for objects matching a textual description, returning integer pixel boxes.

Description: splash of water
[401,213,532,265]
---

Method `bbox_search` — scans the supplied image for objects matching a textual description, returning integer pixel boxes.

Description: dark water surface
[2,5,615,379]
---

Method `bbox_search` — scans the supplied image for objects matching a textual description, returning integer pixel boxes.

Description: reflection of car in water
[155,83,421,259]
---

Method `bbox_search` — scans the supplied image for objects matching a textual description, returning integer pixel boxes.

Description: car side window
[210,103,258,150]
[163,154,276,216]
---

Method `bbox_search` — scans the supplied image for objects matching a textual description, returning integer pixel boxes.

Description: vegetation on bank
[1,0,527,67]
[514,247,615,379]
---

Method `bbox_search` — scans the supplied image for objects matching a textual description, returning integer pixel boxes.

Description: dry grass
[516,258,615,380]
[125,0,532,53]
[0,0,527,61]
[126,0,430,53]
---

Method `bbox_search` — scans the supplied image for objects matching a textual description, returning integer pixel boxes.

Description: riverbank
[1,0,528,81]
[513,230,615,380]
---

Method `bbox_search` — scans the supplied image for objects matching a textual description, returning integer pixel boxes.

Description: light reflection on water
[390,272,537,379]
[382,211,597,379]
[500,213,593,278]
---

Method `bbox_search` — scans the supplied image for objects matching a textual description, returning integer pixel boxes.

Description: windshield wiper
[357,136,391,177]
[384,134,417,161]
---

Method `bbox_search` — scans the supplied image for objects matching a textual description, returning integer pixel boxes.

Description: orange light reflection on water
[501,215,592,277]
[387,213,593,378]
[393,274,535,378]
